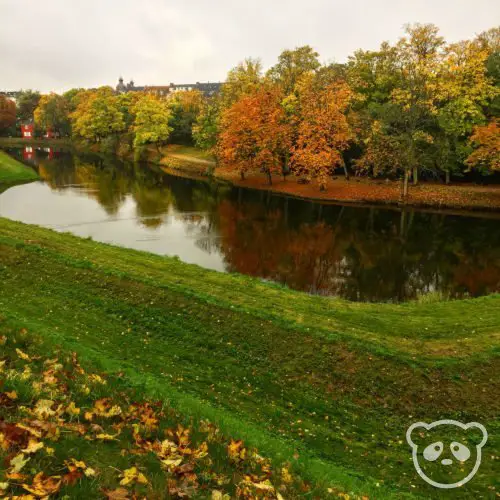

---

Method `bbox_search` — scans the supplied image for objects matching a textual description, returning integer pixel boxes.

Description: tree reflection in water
[8,148,500,302]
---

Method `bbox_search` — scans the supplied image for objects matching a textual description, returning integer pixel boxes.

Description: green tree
[219,58,263,109]
[193,100,220,154]
[267,46,321,95]
[131,93,172,152]
[435,40,497,182]
[16,90,41,123]
[168,90,204,144]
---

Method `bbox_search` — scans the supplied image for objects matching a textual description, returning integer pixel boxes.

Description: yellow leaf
[21,439,44,454]
[66,402,81,416]
[84,467,96,478]
[34,399,55,419]
[10,453,30,473]
[120,467,148,486]
[22,472,61,497]
[5,391,17,400]
[96,433,118,441]
[16,348,32,362]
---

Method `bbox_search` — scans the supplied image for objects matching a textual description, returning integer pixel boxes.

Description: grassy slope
[0,218,499,498]
[0,324,313,499]
[0,150,38,184]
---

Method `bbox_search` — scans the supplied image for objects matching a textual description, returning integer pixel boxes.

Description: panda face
[406,420,488,489]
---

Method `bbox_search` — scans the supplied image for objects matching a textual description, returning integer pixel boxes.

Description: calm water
[1,147,500,302]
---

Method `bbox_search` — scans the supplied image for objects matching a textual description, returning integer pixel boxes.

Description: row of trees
[1,23,498,194]
[196,24,499,193]
[0,87,202,157]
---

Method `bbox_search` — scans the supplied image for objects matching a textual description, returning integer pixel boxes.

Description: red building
[23,146,34,161]
[21,123,34,138]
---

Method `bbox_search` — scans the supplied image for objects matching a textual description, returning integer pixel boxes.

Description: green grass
[0,217,498,498]
[0,150,39,184]
[163,144,215,162]
[0,324,315,499]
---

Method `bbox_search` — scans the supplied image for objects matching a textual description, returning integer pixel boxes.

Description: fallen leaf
[103,487,130,499]
[10,453,30,473]
[120,467,148,486]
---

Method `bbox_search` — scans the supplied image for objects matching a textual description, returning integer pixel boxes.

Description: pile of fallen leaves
[0,325,311,499]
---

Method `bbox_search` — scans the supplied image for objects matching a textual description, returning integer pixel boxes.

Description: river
[1,146,499,301]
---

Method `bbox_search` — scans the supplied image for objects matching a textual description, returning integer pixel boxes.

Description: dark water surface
[1,147,499,301]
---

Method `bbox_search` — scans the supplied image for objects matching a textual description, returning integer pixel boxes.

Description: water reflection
[1,147,499,302]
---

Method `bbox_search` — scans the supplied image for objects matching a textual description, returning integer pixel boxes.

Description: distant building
[169,82,222,96]
[115,78,222,97]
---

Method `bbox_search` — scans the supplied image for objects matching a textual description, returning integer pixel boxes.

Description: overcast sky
[1,0,498,93]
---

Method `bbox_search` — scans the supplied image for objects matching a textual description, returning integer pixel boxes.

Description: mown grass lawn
[0,217,498,498]
[0,150,38,185]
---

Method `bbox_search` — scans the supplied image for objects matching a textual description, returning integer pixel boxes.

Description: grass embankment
[159,145,216,176]
[158,146,500,211]
[0,218,499,498]
[0,137,73,149]
[0,325,305,499]
[0,150,38,186]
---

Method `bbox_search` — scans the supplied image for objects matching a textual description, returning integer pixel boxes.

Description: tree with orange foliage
[291,80,354,190]
[0,94,16,133]
[466,120,500,173]
[218,85,291,184]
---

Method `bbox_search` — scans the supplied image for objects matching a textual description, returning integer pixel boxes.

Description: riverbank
[0,150,38,185]
[4,138,499,212]
[158,146,500,212]
[0,217,498,498]
[0,137,73,149]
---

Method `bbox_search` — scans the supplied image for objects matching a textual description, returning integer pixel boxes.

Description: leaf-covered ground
[0,324,322,499]
[153,145,500,212]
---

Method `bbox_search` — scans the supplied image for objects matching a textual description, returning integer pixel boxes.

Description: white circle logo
[406,420,488,489]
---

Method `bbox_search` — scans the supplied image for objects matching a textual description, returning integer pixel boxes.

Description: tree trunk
[445,170,450,185]
[267,170,272,185]
[240,171,245,181]
[343,164,350,181]
[412,166,418,186]
[401,169,409,202]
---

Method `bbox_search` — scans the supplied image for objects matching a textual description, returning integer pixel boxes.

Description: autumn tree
[391,23,445,194]
[71,87,126,142]
[0,95,16,133]
[219,85,290,184]
[34,93,71,136]
[466,119,500,173]
[354,120,406,177]
[435,40,498,182]
[291,79,354,190]
[219,58,263,110]
[131,93,172,152]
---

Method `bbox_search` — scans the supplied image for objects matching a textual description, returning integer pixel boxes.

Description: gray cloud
[1,0,498,92]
